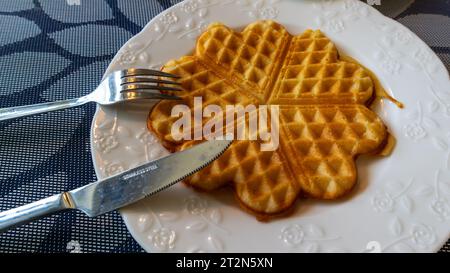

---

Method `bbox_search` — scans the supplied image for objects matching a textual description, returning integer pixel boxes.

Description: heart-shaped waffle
[148,21,389,218]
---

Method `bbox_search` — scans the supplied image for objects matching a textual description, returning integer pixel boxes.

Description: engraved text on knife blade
[121,164,159,181]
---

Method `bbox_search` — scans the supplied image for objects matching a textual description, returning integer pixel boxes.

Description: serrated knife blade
[0,140,232,233]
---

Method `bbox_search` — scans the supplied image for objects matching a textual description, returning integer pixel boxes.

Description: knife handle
[0,193,72,233]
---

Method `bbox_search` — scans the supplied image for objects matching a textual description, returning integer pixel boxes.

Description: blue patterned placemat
[0,0,448,253]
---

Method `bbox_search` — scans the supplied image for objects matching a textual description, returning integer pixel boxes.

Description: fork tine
[124,92,182,100]
[121,84,183,92]
[121,77,181,86]
[121,68,180,78]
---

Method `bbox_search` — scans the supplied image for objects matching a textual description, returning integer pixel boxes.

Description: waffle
[180,133,300,218]
[268,30,374,105]
[279,105,387,199]
[149,56,259,148]
[148,21,390,217]
[196,21,290,101]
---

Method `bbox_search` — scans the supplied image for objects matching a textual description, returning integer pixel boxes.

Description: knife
[0,140,232,233]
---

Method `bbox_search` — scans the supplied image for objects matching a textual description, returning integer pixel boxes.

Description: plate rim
[89,0,189,253]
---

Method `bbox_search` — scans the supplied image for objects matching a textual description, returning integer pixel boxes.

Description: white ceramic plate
[91,0,450,253]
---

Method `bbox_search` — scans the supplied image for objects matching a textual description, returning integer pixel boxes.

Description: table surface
[0,0,448,253]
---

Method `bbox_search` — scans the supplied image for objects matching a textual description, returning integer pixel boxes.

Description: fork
[0,68,182,121]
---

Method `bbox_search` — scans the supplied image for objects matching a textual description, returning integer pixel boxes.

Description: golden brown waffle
[149,56,258,148]
[196,21,290,101]
[148,21,390,217]
[269,30,374,105]
[279,105,387,199]
[180,137,300,218]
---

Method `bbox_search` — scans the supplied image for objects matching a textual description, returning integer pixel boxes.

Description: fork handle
[0,97,90,121]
